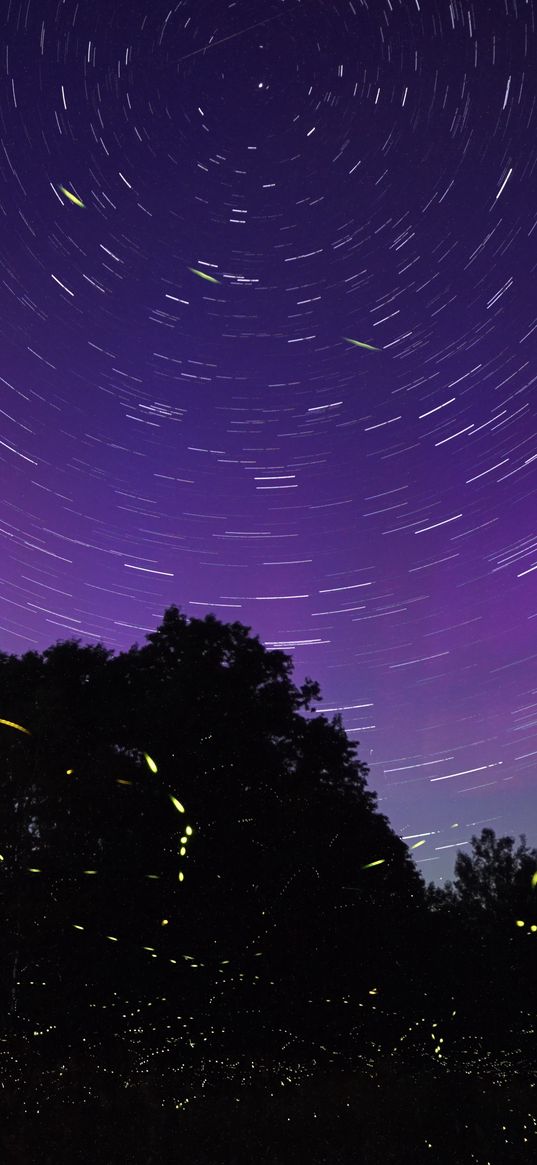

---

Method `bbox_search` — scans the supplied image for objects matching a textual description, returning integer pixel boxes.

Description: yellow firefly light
[59,186,85,208]
[343,336,380,352]
[0,718,31,735]
[189,267,219,284]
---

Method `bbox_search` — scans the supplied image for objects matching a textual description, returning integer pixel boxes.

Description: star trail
[1,0,536,881]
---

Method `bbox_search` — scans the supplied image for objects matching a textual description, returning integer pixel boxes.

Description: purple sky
[1,0,536,881]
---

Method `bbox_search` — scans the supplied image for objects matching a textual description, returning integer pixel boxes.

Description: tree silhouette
[427,828,537,923]
[425,829,537,1035]
[0,606,427,1042]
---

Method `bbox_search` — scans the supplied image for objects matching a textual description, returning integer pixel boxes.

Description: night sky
[1,0,536,882]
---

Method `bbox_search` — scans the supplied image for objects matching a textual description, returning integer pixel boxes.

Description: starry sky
[1,0,536,881]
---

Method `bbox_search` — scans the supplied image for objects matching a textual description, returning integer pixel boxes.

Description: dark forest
[1,607,535,1162]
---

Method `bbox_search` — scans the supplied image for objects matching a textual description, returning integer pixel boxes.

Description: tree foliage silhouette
[427,828,537,922]
[425,829,537,1034]
[1,606,427,1037]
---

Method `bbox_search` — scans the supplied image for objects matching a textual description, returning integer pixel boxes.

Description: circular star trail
[1,0,536,880]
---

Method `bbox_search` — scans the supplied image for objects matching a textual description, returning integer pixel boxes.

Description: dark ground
[1,1029,536,1165]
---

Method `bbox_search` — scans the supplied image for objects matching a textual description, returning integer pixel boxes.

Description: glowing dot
[83,870,97,875]
[531,872,537,888]
[185,825,193,836]
[170,795,185,814]
[28,868,41,874]
[73,925,84,931]
[161,919,169,926]
[106,936,118,942]
[531,925,537,933]
[66,769,74,775]
[516,920,525,928]
[362,859,385,869]
[178,871,185,882]
[144,753,158,773]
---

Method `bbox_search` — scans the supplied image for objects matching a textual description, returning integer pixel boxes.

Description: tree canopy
[2,607,535,1047]
[426,828,537,927]
[0,606,425,1037]
[425,828,537,1033]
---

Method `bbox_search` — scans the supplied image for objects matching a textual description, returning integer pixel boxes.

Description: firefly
[59,186,85,208]
[343,336,380,351]
[189,267,219,284]
[0,718,31,735]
